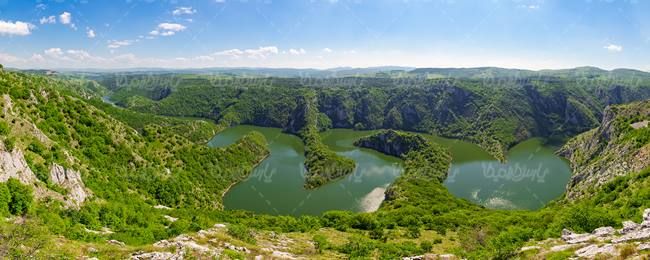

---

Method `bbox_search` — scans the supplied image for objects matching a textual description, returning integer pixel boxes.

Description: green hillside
[0,68,648,259]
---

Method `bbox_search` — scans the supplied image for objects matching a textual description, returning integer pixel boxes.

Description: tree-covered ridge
[354,129,432,158]
[0,70,271,246]
[0,68,649,259]
[100,72,650,161]
[290,91,356,189]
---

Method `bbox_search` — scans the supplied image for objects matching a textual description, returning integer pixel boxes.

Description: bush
[7,178,33,215]
[407,225,421,238]
[3,137,15,151]
[559,205,615,233]
[227,224,256,244]
[313,234,329,253]
[339,236,375,258]
[0,182,10,216]
[420,240,433,253]
[0,121,10,135]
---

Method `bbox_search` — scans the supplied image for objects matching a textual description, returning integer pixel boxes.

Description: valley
[2,1,649,258]
[212,125,571,214]
[0,67,648,259]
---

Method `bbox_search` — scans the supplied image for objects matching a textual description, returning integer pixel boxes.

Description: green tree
[0,182,10,216]
[7,178,33,215]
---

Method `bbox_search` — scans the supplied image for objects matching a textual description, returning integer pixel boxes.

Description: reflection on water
[210,126,571,214]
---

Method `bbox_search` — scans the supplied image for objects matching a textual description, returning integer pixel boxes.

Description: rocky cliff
[559,100,650,200]
[354,129,430,158]
[520,208,650,259]
[50,163,90,207]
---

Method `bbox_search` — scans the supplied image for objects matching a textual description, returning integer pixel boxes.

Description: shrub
[3,137,15,151]
[0,182,10,216]
[420,240,433,253]
[0,121,10,135]
[618,244,636,259]
[407,225,421,238]
[313,234,329,253]
[7,178,33,215]
[339,236,375,258]
[227,224,256,244]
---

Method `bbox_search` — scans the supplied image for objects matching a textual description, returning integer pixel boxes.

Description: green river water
[209,125,571,215]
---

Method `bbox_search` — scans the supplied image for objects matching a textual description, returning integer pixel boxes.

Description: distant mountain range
[11,66,650,79]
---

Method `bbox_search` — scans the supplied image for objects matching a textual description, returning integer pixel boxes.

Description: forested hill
[96,68,650,160]
[0,67,648,258]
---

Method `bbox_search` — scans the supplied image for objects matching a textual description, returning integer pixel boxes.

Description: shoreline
[219,153,270,209]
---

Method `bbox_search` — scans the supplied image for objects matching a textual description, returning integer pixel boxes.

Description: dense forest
[0,67,648,259]
[98,68,650,162]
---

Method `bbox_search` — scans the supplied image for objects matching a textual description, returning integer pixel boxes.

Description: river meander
[209,126,571,215]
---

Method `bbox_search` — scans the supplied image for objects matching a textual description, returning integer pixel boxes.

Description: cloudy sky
[0,0,648,70]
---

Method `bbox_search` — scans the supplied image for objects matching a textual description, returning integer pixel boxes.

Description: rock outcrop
[136,223,302,259]
[559,100,650,200]
[50,163,90,207]
[522,208,650,259]
[0,147,38,184]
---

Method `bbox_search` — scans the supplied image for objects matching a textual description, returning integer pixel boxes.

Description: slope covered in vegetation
[99,70,650,161]
[0,68,648,259]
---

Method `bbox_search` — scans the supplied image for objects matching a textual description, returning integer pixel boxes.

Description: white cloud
[0,20,34,36]
[173,7,196,16]
[604,44,623,52]
[30,54,45,63]
[39,16,56,24]
[215,0,226,3]
[214,49,244,57]
[44,48,64,58]
[214,46,279,59]
[107,40,132,49]
[0,52,20,63]
[65,49,96,61]
[36,3,47,10]
[158,23,186,31]
[322,48,333,53]
[58,12,77,30]
[59,12,72,24]
[151,23,186,37]
[518,4,540,9]
[289,48,306,55]
[86,28,96,38]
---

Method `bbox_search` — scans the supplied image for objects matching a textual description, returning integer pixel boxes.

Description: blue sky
[0,0,648,70]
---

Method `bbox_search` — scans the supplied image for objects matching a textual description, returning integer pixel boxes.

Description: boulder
[107,240,125,247]
[619,221,639,235]
[271,250,296,259]
[612,228,650,243]
[131,251,183,260]
[592,226,616,237]
[638,243,650,251]
[153,205,171,210]
[163,215,178,222]
[519,246,541,252]
[574,244,618,258]
[561,229,595,244]
[549,243,584,252]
